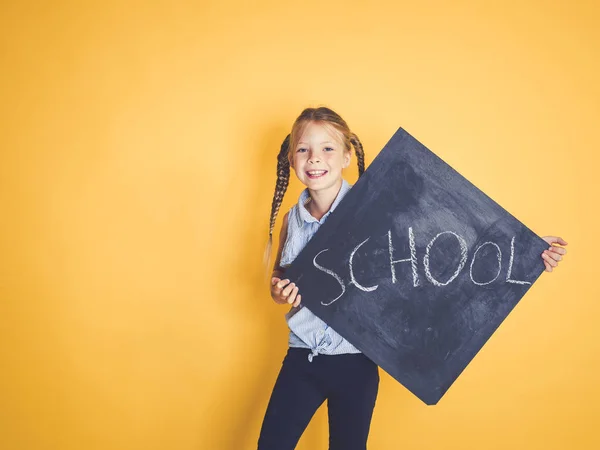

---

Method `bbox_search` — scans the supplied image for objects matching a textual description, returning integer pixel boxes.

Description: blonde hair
[262,106,367,280]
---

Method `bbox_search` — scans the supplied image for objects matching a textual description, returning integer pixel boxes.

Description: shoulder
[285,202,300,225]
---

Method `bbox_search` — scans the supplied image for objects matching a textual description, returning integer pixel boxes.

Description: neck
[306,179,343,221]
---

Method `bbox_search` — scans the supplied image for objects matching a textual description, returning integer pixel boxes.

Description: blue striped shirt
[280,178,362,362]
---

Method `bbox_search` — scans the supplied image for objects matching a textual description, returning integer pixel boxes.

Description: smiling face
[291,121,351,193]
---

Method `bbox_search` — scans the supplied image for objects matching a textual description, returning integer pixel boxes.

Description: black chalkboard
[283,127,548,405]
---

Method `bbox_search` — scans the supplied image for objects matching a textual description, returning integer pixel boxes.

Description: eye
[324,147,334,151]
[297,148,307,153]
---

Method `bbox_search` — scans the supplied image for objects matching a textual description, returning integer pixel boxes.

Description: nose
[308,150,321,164]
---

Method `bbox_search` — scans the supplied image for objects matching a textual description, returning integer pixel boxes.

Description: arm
[272,211,289,279]
[269,211,300,306]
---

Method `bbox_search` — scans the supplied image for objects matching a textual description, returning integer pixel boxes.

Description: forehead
[297,121,343,145]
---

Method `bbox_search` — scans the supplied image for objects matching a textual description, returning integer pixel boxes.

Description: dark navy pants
[257,347,380,450]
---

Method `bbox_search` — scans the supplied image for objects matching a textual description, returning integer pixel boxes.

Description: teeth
[308,170,326,175]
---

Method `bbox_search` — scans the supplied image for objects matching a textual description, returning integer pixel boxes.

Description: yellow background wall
[1,1,598,449]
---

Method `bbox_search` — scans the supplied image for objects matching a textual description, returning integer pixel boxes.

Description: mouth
[306,170,328,179]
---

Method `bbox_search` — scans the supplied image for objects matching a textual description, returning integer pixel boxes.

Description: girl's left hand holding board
[271,277,302,307]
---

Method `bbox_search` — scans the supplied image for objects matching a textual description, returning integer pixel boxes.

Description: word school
[312,227,533,306]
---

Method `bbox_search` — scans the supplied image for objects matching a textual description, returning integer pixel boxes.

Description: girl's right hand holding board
[271,277,302,307]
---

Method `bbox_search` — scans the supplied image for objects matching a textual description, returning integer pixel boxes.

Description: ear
[343,150,351,169]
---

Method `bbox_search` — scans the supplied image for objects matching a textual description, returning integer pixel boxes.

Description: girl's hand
[270,277,302,307]
[540,236,568,272]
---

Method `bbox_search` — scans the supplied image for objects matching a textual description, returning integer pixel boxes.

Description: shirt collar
[296,178,352,227]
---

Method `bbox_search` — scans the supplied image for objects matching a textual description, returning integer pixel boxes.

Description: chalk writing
[313,228,531,306]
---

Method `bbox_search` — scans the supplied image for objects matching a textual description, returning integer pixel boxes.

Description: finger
[545,249,562,262]
[271,277,280,285]
[293,294,302,308]
[277,279,290,289]
[542,252,557,266]
[543,236,568,246]
[548,246,567,256]
[282,282,296,297]
[287,286,299,304]
[543,260,553,272]
[547,252,559,266]
[542,252,558,267]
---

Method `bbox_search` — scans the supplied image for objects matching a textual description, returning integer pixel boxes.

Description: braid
[350,132,366,177]
[262,134,291,279]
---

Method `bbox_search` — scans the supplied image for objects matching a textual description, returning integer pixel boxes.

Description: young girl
[257,106,567,450]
